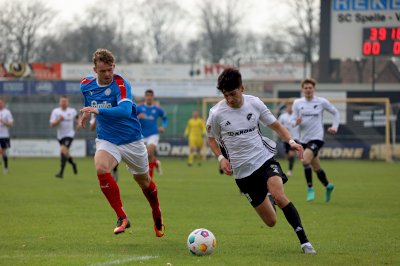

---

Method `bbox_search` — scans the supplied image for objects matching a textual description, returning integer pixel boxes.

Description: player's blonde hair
[92,48,115,66]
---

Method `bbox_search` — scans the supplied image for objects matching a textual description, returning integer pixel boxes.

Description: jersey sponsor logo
[227,126,256,136]
[302,113,319,117]
[91,100,112,108]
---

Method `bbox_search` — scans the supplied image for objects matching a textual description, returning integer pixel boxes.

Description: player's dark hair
[145,89,154,95]
[93,48,115,66]
[301,78,317,88]
[217,67,242,92]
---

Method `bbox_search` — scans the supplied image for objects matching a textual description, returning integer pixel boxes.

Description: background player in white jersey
[0,98,14,174]
[90,114,119,182]
[207,68,316,254]
[50,96,79,178]
[79,48,164,237]
[292,78,339,202]
[278,102,300,177]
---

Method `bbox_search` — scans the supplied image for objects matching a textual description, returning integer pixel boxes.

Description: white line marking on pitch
[89,255,159,266]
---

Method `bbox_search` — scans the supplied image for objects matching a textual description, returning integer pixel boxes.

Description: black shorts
[58,137,74,148]
[0,138,10,149]
[301,140,324,157]
[283,139,299,154]
[235,158,287,208]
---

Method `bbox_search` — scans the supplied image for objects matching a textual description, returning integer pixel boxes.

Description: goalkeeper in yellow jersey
[184,110,206,166]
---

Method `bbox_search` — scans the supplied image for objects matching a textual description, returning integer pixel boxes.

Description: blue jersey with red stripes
[137,103,168,138]
[80,74,143,145]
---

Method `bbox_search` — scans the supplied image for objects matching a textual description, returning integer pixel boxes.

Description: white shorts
[95,138,149,175]
[143,134,159,146]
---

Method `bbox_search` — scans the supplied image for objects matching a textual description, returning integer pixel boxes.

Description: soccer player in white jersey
[278,102,300,177]
[207,68,316,254]
[50,96,79,178]
[0,98,14,174]
[79,48,164,237]
[292,78,339,202]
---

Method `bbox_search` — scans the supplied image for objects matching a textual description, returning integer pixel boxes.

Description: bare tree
[139,0,186,63]
[197,0,243,63]
[0,0,54,62]
[284,0,320,64]
[262,33,290,62]
[36,4,144,63]
[236,32,263,64]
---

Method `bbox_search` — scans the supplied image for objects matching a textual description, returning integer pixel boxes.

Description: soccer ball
[187,228,216,256]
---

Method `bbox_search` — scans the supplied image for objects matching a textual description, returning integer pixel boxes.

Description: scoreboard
[362,27,400,56]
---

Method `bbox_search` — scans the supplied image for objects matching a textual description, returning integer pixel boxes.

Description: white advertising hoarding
[61,63,309,82]
[9,139,86,157]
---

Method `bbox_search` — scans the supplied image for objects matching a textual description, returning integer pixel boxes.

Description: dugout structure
[202,97,392,162]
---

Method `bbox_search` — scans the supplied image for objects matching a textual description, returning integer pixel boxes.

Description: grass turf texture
[0,157,399,265]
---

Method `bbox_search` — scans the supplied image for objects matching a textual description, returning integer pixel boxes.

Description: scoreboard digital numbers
[362,27,400,56]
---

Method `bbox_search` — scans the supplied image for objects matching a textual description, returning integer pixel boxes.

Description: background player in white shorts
[0,98,14,174]
[50,95,79,178]
[137,89,168,178]
[292,78,339,202]
[278,101,300,177]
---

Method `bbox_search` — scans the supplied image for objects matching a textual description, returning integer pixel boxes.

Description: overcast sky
[49,0,293,35]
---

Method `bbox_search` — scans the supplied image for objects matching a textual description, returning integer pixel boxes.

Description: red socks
[98,173,126,218]
[148,162,156,178]
[142,179,161,219]
[98,173,160,221]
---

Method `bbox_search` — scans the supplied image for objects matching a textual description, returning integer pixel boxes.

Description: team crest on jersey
[247,113,255,122]
[105,88,112,96]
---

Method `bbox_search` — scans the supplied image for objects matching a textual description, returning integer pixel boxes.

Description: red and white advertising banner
[0,63,61,80]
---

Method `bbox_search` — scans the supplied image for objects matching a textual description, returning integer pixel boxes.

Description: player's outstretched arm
[269,120,303,159]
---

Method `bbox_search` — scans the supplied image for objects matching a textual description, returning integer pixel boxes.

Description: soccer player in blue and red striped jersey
[79,48,164,237]
[137,90,168,178]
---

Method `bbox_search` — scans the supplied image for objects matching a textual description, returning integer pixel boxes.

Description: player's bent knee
[265,217,276,227]
[133,173,150,188]
[95,164,111,175]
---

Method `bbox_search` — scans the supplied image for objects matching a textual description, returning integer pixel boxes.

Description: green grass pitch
[0,157,399,265]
